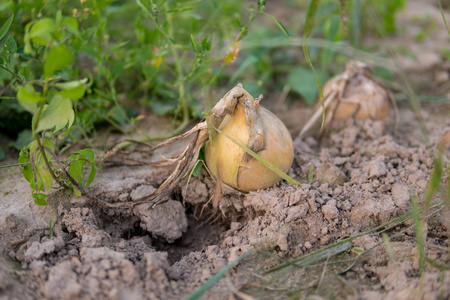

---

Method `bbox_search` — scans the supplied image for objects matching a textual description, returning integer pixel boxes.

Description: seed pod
[300,61,397,138]
[205,85,294,192]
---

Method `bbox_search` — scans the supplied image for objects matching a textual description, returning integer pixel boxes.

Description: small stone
[314,163,347,188]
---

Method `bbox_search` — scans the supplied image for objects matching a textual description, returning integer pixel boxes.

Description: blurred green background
[1,0,447,161]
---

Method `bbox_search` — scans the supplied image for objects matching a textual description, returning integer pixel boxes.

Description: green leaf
[0,14,14,41]
[0,14,14,51]
[201,34,212,51]
[54,78,88,89]
[29,18,55,45]
[288,66,328,105]
[57,84,85,100]
[4,35,17,55]
[44,45,73,77]
[33,192,48,205]
[192,161,203,177]
[43,138,55,151]
[9,129,33,151]
[68,159,84,182]
[351,247,365,256]
[189,34,201,53]
[75,149,95,161]
[86,166,96,187]
[63,17,79,35]
[22,164,34,186]
[18,146,30,164]
[96,19,107,38]
[35,95,74,133]
[17,84,45,114]
[149,97,177,116]
[165,7,194,13]
[73,186,81,197]
[262,12,290,38]
[423,155,444,209]
[36,166,53,190]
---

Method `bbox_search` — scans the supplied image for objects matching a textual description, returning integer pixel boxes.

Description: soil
[1,101,449,300]
[1,1,450,300]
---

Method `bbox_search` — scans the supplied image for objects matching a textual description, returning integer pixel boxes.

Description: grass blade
[0,167,13,185]
[438,0,450,35]
[186,250,254,300]
[261,11,291,38]
[0,14,14,41]
[294,242,351,268]
[303,0,325,129]
[410,188,425,276]
[266,204,439,274]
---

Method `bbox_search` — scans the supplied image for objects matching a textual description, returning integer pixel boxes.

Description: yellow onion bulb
[205,87,294,192]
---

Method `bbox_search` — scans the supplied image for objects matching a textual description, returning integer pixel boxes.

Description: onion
[205,85,294,192]
[333,61,393,120]
[300,61,397,138]
[125,84,294,206]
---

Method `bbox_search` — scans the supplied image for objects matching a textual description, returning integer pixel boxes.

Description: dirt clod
[24,237,65,262]
[134,200,187,243]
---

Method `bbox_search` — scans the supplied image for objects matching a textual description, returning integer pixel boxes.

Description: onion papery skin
[205,100,294,192]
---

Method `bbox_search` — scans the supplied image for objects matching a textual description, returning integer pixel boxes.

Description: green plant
[0,0,292,204]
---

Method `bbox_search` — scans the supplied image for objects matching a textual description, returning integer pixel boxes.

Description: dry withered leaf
[299,60,398,138]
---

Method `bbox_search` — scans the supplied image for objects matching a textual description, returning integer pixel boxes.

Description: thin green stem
[0,65,23,83]
[32,80,59,184]
[166,5,189,127]
[107,82,143,135]
[237,10,261,41]
[82,98,128,135]
[0,158,73,169]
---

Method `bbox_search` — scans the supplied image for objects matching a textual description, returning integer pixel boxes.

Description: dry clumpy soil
[0,103,449,300]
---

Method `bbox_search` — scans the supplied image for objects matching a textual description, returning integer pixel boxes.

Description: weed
[0,0,291,203]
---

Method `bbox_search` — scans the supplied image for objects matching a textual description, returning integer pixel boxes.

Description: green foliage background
[0,0,411,203]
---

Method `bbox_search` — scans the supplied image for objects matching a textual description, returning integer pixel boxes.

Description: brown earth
[0,100,449,300]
